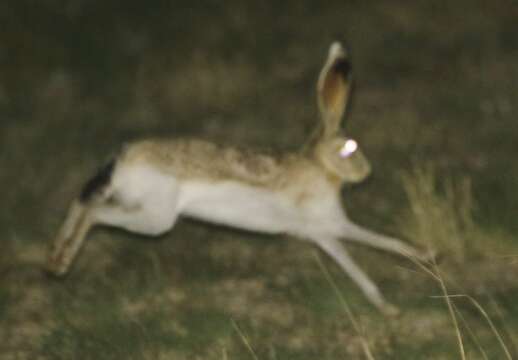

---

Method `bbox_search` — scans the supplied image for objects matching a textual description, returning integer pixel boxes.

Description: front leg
[313,236,399,316]
[343,222,432,261]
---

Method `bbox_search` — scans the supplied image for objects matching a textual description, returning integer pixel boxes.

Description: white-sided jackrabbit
[47,42,428,315]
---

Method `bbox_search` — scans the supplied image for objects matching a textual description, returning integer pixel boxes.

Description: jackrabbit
[47,42,428,315]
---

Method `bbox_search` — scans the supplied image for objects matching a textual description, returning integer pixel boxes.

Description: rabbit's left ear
[317,42,352,138]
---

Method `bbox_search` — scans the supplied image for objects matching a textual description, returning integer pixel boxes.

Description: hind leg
[47,163,180,276]
[93,164,181,236]
[47,159,117,276]
[93,191,180,237]
[46,196,180,276]
[47,192,180,276]
[47,201,94,275]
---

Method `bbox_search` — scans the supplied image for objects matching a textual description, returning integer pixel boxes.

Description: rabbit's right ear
[317,42,352,138]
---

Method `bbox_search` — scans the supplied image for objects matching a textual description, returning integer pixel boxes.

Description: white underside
[94,164,346,240]
[179,181,299,234]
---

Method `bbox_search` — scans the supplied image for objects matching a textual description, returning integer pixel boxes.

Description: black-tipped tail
[79,158,116,203]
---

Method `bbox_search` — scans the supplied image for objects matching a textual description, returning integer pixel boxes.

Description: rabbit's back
[120,138,306,188]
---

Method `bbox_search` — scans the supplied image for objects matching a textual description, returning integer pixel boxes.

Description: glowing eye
[339,139,358,158]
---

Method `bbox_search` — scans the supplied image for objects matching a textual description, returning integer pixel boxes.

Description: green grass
[0,288,9,321]
[41,306,174,359]
[1,0,518,358]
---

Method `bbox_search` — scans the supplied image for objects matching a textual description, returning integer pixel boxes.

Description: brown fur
[119,138,328,191]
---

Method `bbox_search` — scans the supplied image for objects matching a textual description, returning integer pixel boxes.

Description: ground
[1,0,517,359]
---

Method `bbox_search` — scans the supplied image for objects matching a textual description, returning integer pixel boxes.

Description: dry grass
[398,164,517,266]
[399,165,477,262]
[397,164,517,359]
[315,253,376,360]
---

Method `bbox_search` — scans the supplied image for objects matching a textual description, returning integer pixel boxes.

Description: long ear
[317,42,352,139]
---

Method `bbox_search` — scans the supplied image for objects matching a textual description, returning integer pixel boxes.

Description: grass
[1,0,518,358]
[315,254,376,360]
[399,165,474,262]
[396,165,517,359]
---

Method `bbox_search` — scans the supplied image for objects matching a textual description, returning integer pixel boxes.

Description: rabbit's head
[313,42,371,184]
